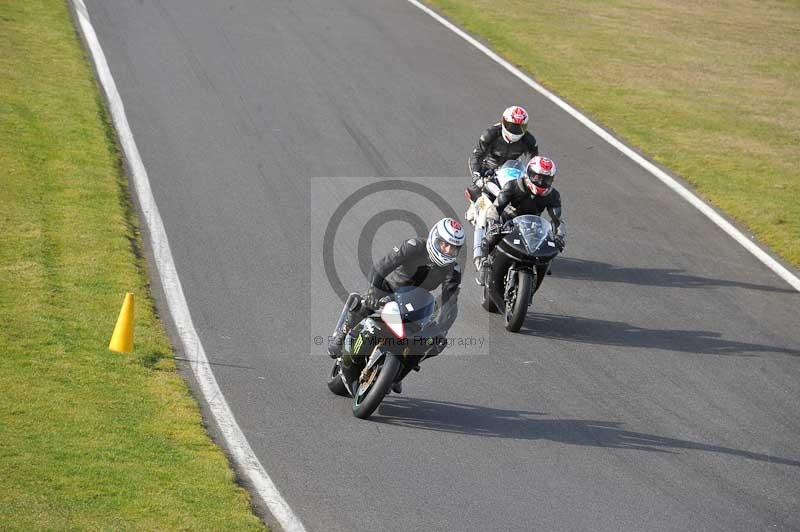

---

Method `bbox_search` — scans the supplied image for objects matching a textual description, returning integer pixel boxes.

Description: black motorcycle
[481,214,560,332]
[327,286,446,419]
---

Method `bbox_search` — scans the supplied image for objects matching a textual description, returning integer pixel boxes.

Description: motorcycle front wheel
[505,269,532,332]
[352,354,401,419]
[481,285,499,313]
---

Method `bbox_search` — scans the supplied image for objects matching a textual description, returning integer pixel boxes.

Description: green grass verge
[426,0,800,267]
[0,1,267,529]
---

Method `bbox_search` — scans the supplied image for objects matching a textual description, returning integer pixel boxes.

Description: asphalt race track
[84,1,799,530]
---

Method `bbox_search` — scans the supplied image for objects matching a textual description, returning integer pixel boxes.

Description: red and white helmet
[501,106,529,143]
[524,156,557,196]
[426,218,465,267]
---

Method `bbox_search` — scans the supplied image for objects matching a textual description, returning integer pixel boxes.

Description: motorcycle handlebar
[358,293,395,312]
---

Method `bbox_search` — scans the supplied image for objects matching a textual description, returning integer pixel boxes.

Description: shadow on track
[554,257,795,294]
[517,314,798,357]
[376,397,800,467]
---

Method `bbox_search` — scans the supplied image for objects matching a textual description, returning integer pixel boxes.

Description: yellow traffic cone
[109,292,134,353]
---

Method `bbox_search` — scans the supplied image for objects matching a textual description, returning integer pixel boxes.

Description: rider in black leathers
[467,106,539,200]
[476,156,565,285]
[328,219,465,375]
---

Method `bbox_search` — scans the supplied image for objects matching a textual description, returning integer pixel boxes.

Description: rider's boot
[391,381,402,394]
[328,319,353,359]
[328,294,365,358]
[327,327,346,358]
[475,257,488,286]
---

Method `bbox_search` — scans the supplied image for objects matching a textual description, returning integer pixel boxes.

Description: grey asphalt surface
[84,1,799,531]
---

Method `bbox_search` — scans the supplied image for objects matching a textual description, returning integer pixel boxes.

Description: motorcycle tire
[481,285,498,313]
[352,354,401,420]
[327,360,349,397]
[505,269,532,332]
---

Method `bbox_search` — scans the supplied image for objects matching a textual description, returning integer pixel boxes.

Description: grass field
[426,0,800,267]
[0,1,266,529]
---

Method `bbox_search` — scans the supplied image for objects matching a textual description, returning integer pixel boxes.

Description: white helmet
[501,106,529,143]
[426,218,465,267]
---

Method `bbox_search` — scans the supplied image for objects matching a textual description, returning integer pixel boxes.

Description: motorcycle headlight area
[380,302,405,339]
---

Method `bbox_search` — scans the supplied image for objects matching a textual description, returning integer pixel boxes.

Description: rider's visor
[530,173,554,188]
[502,119,527,136]
[436,238,462,259]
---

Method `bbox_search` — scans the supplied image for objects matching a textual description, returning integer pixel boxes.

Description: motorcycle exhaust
[330,292,362,349]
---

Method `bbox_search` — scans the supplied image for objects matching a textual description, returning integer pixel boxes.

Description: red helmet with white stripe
[524,156,557,196]
[427,218,465,266]
[501,106,529,143]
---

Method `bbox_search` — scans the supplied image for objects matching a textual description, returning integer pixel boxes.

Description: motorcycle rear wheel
[505,269,532,332]
[352,354,401,419]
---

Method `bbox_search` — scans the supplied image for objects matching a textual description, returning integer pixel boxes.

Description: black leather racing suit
[480,177,564,256]
[468,124,539,177]
[341,237,462,344]
[371,237,461,313]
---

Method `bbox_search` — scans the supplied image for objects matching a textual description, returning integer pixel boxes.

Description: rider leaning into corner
[328,218,465,391]
[467,105,539,201]
[474,155,566,286]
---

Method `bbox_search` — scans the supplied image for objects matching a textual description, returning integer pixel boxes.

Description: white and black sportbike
[327,286,447,419]
[465,159,525,225]
[480,214,560,332]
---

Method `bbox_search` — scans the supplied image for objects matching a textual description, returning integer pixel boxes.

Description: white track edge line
[70,1,308,530]
[407,0,800,293]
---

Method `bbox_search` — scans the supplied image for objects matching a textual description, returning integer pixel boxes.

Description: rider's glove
[363,288,384,310]
[485,219,502,238]
[554,235,565,252]
[471,171,483,186]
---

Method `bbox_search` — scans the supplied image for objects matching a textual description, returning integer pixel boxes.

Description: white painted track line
[69,1,307,530]
[408,0,800,293]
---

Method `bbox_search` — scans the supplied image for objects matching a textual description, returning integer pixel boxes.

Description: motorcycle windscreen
[393,286,436,332]
[496,160,525,187]
[512,215,552,253]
